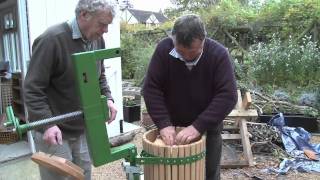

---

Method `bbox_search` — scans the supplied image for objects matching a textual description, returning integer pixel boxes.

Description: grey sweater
[24,22,112,135]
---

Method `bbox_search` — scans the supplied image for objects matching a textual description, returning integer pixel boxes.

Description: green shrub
[247,35,320,87]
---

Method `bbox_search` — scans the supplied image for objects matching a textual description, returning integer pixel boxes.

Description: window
[1,7,21,73]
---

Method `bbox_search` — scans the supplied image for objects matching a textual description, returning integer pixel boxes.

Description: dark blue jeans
[206,123,223,180]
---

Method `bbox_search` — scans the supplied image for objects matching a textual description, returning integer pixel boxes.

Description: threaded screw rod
[17,111,83,135]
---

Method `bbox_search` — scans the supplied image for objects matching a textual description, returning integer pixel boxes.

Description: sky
[131,0,174,12]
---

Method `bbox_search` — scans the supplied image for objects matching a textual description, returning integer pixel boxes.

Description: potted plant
[123,96,141,123]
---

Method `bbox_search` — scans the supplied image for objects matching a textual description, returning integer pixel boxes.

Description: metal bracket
[122,161,142,174]
[122,161,142,180]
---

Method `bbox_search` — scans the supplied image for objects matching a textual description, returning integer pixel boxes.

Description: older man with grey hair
[143,14,238,180]
[24,0,117,179]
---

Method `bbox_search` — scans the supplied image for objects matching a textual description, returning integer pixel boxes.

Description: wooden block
[242,92,252,110]
[31,152,84,180]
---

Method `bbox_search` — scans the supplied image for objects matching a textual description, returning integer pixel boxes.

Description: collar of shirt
[67,18,92,50]
[169,48,203,69]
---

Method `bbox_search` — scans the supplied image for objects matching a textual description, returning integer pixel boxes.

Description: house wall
[120,9,139,24]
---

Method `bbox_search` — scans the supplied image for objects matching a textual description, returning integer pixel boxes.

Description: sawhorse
[221,90,257,168]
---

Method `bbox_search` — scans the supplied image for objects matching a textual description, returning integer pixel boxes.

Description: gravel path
[92,129,320,180]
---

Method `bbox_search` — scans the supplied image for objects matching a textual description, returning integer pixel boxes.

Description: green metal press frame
[72,48,139,179]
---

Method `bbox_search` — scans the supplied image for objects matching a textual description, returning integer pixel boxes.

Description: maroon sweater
[143,37,237,134]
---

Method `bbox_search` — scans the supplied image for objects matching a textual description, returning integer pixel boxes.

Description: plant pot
[258,113,319,133]
[123,105,141,123]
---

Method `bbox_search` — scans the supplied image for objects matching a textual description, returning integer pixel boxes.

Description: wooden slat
[239,119,254,166]
[165,147,171,180]
[221,134,242,140]
[223,125,239,131]
[228,109,258,117]
[149,143,154,179]
[159,146,165,180]
[196,142,201,180]
[242,92,252,110]
[172,146,178,180]
[153,144,159,180]
[178,146,185,180]
[142,140,149,180]
[191,144,196,180]
[185,146,191,180]
[142,139,148,180]
[200,137,205,180]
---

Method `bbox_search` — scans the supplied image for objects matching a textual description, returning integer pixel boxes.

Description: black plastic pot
[258,114,319,133]
[123,105,141,123]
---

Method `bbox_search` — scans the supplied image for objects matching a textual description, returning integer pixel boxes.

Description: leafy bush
[247,35,320,87]
[121,21,168,82]
[131,44,155,86]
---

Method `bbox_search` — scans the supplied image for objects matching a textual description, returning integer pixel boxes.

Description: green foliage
[199,0,258,29]
[258,0,320,39]
[247,35,320,87]
[121,25,166,84]
[316,88,320,111]
[123,96,138,106]
[132,44,155,86]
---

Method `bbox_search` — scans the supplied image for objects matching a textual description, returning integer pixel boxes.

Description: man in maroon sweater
[143,14,238,180]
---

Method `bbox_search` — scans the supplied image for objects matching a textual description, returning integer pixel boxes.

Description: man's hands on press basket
[159,125,201,146]
[43,100,118,146]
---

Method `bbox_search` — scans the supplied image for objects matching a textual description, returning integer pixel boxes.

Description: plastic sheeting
[264,113,320,174]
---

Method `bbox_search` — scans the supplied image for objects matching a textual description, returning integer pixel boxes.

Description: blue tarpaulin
[264,113,320,174]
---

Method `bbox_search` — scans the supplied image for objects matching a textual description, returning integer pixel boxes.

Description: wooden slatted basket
[142,128,206,180]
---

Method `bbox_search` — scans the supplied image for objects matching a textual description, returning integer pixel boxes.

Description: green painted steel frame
[72,48,139,171]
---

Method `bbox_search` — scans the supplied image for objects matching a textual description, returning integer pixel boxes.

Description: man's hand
[160,126,176,146]
[43,125,62,145]
[175,125,200,145]
[107,99,117,123]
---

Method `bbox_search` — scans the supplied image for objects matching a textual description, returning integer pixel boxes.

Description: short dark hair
[172,14,207,47]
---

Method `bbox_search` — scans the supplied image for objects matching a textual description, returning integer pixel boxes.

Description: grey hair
[75,0,116,18]
[172,14,207,47]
